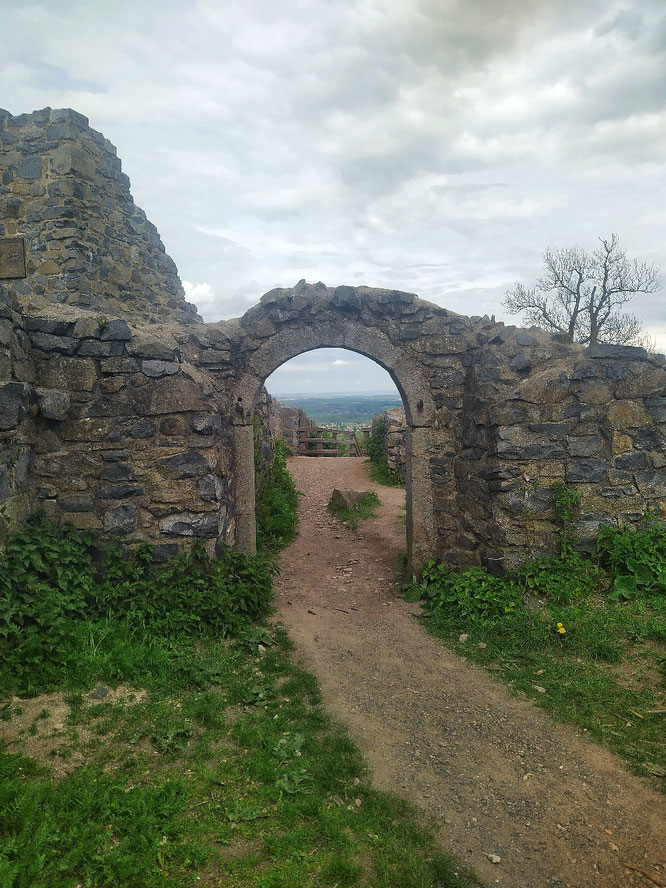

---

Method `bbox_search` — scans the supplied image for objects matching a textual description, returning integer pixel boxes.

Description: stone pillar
[233,423,256,555]
[405,424,437,572]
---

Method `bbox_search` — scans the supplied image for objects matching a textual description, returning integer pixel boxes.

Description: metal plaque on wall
[0,238,26,279]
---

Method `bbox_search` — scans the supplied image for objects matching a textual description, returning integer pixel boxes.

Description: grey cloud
[3,0,665,364]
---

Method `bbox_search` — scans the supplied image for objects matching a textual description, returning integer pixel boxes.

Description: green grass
[0,628,481,888]
[366,458,405,488]
[255,434,300,554]
[406,567,666,785]
[0,511,481,887]
[327,491,381,532]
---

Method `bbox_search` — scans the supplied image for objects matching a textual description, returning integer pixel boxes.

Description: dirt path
[274,457,666,888]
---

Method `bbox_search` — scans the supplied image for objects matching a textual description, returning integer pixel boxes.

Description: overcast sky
[3,0,665,393]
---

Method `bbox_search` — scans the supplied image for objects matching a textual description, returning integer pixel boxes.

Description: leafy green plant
[510,553,599,604]
[597,521,666,601]
[550,481,582,558]
[366,417,405,487]
[0,513,273,694]
[254,423,300,553]
[413,561,521,623]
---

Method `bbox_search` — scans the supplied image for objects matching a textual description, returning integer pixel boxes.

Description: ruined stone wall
[372,407,407,478]
[272,403,314,452]
[1,108,665,571]
[0,299,234,553]
[0,107,199,324]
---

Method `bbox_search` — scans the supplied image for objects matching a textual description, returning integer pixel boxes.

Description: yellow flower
[558,627,566,634]
[557,622,563,627]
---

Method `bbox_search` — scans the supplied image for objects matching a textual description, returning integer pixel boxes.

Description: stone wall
[372,407,406,478]
[272,403,314,452]
[1,108,665,571]
[0,108,199,324]
[0,299,233,553]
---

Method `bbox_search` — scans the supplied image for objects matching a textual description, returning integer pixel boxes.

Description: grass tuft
[327,490,381,532]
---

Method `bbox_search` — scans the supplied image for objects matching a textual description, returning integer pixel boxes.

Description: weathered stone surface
[35,388,70,420]
[58,496,94,512]
[330,488,370,510]
[30,332,77,354]
[40,357,97,390]
[141,360,180,378]
[129,336,179,361]
[158,451,210,478]
[2,108,666,570]
[199,474,219,501]
[159,512,218,537]
[100,319,131,341]
[190,413,222,434]
[566,435,603,457]
[614,452,649,470]
[78,340,124,358]
[607,400,651,429]
[101,449,128,461]
[587,343,648,360]
[24,317,72,335]
[104,503,136,534]
[98,483,142,499]
[635,472,666,497]
[566,459,607,483]
[0,381,30,430]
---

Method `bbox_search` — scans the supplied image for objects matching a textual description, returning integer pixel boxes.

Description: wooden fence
[281,426,371,457]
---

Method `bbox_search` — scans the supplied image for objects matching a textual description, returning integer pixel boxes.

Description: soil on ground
[274,456,666,888]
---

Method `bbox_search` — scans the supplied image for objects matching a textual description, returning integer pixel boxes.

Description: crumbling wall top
[0,107,200,325]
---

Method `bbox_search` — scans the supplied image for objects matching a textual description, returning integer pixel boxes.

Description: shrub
[510,553,599,604]
[366,417,405,487]
[414,559,521,623]
[0,513,273,693]
[597,522,666,601]
[254,435,299,553]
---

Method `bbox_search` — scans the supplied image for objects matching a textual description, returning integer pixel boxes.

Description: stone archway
[228,284,438,570]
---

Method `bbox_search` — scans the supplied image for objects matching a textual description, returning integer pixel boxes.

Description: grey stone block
[141,360,180,377]
[510,351,532,372]
[101,450,128,461]
[104,503,136,534]
[36,388,70,421]
[30,332,78,354]
[614,452,649,470]
[24,317,72,335]
[199,474,218,501]
[0,466,10,502]
[0,382,30,430]
[587,343,647,360]
[159,512,218,537]
[158,451,209,478]
[17,155,42,179]
[102,463,131,481]
[78,340,124,357]
[98,483,143,499]
[58,497,94,512]
[566,459,607,483]
[99,319,132,341]
[190,413,222,434]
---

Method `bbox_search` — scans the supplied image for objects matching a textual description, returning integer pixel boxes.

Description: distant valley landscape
[271,391,403,427]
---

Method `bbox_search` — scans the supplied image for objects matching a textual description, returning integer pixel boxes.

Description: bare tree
[504,234,661,345]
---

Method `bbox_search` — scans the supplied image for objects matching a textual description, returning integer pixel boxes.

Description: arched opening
[230,313,438,572]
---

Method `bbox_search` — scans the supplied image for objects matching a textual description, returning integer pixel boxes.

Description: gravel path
[274,457,666,888]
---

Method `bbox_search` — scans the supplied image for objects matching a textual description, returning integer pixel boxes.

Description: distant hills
[271,392,403,427]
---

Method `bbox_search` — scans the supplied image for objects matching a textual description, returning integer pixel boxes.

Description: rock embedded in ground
[330,488,370,510]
